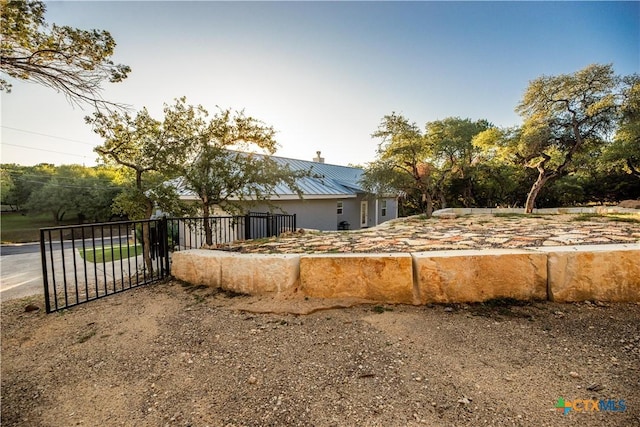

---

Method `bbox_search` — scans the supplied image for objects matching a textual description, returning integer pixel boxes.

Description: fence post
[293,214,297,232]
[244,214,251,240]
[40,229,51,313]
[266,213,272,237]
[161,217,170,276]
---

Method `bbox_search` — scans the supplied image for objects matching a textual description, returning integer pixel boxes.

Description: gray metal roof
[176,153,365,200]
[270,156,364,197]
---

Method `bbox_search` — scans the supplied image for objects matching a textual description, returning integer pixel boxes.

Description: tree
[0,163,55,211]
[0,167,15,207]
[367,113,440,216]
[87,103,189,220]
[1,0,130,109]
[83,166,124,222]
[24,168,76,223]
[515,64,625,213]
[170,101,306,245]
[423,117,492,207]
[87,101,189,273]
[607,75,640,179]
[365,114,492,216]
[23,165,123,224]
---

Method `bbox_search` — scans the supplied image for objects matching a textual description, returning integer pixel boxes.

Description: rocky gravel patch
[222,214,640,254]
[2,282,639,426]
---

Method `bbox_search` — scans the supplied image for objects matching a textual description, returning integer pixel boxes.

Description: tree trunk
[141,201,154,275]
[203,203,213,246]
[423,192,434,217]
[524,153,554,214]
[439,192,447,209]
[463,178,475,208]
[524,173,550,214]
[627,159,640,179]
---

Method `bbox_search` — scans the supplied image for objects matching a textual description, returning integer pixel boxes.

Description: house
[179,151,399,231]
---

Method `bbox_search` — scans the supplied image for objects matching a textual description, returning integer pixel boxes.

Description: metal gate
[40,218,170,313]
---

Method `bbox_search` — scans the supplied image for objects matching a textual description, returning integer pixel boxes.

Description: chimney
[313,151,325,163]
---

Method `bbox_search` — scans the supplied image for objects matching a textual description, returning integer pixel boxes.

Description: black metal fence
[40,213,296,313]
[168,213,296,250]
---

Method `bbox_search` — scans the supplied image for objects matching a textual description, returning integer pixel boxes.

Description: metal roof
[176,153,365,200]
[269,156,364,197]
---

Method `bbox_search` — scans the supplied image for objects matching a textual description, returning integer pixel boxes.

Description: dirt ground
[2,281,639,427]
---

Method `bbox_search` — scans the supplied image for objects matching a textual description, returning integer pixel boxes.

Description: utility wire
[1,142,91,158]
[0,126,97,146]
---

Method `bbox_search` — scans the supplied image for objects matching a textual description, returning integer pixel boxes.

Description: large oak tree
[515,64,626,213]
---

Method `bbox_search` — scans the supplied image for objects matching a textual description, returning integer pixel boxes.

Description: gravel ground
[2,281,639,427]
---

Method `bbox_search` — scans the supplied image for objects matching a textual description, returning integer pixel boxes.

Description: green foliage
[538,175,585,207]
[606,75,640,178]
[424,117,492,207]
[364,114,493,215]
[22,164,123,223]
[365,113,438,216]
[570,213,640,224]
[79,243,141,263]
[514,64,626,212]
[0,0,130,108]
[175,101,305,211]
[368,67,638,212]
[472,161,530,208]
[87,99,194,220]
[0,167,15,203]
[169,100,308,244]
[1,163,55,210]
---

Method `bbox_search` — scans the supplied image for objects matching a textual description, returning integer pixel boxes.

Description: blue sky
[1,1,638,167]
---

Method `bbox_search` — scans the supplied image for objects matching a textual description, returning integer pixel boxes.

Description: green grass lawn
[0,212,62,243]
[79,243,142,263]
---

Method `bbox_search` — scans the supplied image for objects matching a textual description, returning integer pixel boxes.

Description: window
[337,201,343,215]
[381,200,387,217]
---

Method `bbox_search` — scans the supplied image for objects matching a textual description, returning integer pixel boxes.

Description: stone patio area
[224,213,640,254]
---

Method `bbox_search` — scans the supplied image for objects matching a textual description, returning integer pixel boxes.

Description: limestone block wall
[532,244,640,302]
[300,254,415,304]
[412,249,548,303]
[171,244,640,303]
[171,250,225,287]
[172,250,300,295]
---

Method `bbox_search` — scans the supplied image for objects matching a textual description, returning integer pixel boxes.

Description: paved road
[1,236,129,256]
[0,241,41,256]
[1,250,44,301]
[0,235,131,303]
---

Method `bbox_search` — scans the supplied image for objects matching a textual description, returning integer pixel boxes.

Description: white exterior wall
[249,195,398,231]
[249,199,341,231]
[356,196,398,229]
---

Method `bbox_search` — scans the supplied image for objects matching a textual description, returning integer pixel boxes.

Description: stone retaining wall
[171,244,640,303]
